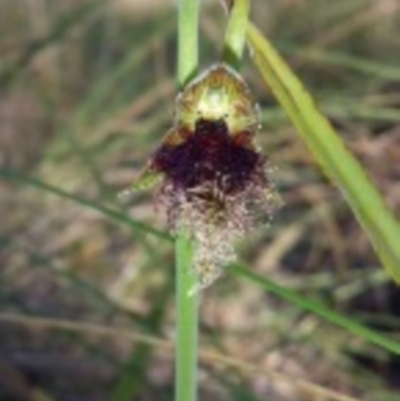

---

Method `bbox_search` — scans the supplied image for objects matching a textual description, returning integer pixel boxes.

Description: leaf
[0,168,171,242]
[246,23,400,284]
[122,166,164,195]
[231,264,400,355]
[222,0,250,69]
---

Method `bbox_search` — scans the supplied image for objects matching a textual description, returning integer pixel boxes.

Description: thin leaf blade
[247,24,400,283]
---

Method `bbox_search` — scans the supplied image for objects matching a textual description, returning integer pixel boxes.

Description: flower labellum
[133,63,280,293]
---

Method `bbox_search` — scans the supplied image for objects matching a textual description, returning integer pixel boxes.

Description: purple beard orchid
[130,63,280,292]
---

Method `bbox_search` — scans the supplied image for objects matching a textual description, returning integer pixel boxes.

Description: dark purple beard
[153,119,262,195]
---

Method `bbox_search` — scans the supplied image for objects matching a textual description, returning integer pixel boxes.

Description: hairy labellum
[132,63,280,292]
[153,118,261,194]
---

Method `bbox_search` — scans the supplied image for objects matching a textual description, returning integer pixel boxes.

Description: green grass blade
[231,264,400,355]
[0,168,170,241]
[246,24,400,284]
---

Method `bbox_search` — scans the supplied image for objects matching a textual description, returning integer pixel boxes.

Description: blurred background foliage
[1,0,400,400]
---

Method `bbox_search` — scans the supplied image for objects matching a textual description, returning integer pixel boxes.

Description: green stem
[176,1,200,400]
[175,231,199,401]
[177,0,200,88]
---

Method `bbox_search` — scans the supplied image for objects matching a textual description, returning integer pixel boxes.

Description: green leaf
[222,0,250,70]
[231,264,400,355]
[124,167,164,194]
[0,168,171,242]
[246,23,400,284]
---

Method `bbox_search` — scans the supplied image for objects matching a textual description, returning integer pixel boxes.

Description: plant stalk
[176,1,200,400]
[177,0,200,88]
[175,232,199,401]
